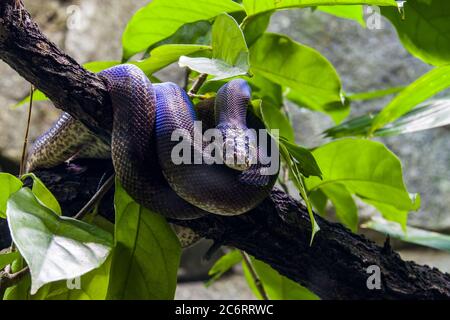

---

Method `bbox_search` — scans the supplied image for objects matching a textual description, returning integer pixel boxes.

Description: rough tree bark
[1,0,450,300]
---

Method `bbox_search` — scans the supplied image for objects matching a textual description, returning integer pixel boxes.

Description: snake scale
[27,64,279,246]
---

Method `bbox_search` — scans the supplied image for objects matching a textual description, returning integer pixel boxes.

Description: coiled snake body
[27,65,278,246]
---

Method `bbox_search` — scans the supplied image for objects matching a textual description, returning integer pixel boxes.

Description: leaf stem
[240,250,269,300]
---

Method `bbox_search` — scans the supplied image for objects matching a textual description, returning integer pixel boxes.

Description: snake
[27,64,279,246]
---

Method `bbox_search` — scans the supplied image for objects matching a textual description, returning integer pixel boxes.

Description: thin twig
[19,85,34,176]
[240,250,269,300]
[188,73,208,96]
[74,173,115,220]
[0,266,29,298]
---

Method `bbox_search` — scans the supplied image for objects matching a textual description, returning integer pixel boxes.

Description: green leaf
[122,0,243,60]
[107,181,181,300]
[6,188,112,294]
[371,66,450,132]
[260,101,295,142]
[279,138,322,178]
[305,139,419,226]
[243,257,319,300]
[0,173,23,218]
[347,86,404,101]
[279,143,320,241]
[382,0,450,66]
[179,13,249,80]
[243,0,398,17]
[0,250,20,270]
[321,183,358,232]
[22,173,61,215]
[250,33,343,115]
[363,217,450,253]
[376,99,450,136]
[207,250,242,285]
[323,113,375,138]
[325,98,450,138]
[317,5,365,26]
[6,188,113,294]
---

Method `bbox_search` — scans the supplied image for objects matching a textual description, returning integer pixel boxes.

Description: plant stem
[74,173,115,220]
[188,73,208,96]
[19,85,34,176]
[240,250,269,300]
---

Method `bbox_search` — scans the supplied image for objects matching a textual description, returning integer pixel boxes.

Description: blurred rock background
[0,0,449,299]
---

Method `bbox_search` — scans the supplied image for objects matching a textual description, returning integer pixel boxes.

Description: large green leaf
[122,0,243,60]
[305,139,418,228]
[243,0,397,16]
[317,5,365,26]
[382,0,450,66]
[371,66,450,132]
[0,173,23,218]
[243,257,319,300]
[364,217,450,253]
[250,33,343,114]
[179,13,249,80]
[6,188,113,294]
[107,181,181,300]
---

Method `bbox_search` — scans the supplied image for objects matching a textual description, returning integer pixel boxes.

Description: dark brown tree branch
[1,0,450,300]
[0,0,112,142]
